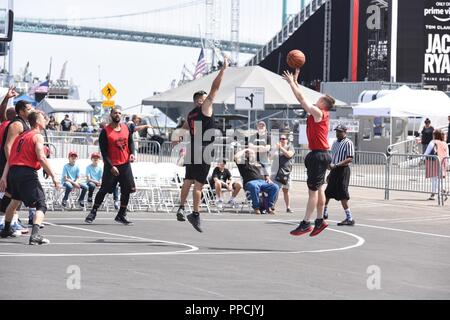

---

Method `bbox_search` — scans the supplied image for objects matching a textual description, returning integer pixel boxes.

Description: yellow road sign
[102,100,115,108]
[102,83,117,99]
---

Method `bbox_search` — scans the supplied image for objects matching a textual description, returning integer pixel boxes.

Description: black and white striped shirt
[330,137,354,165]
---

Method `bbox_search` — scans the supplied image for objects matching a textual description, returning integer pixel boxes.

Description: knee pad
[0,196,11,213]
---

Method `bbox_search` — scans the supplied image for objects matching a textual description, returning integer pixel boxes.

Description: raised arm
[282,69,323,122]
[0,87,17,122]
[201,57,229,117]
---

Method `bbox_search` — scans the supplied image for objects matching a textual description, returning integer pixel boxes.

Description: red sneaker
[290,221,313,236]
[310,219,328,237]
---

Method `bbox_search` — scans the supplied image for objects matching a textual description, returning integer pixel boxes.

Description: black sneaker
[323,212,329,220]
[337,219,355,226]
[0,227,15,238]
[187,213,203,233]
[176,207,186,222]
[85,209,97,224]
[286,208,293,213]
[78,201,85,208]
[290,221,312,236]
[29,234,50,245]
[114,214,133,226]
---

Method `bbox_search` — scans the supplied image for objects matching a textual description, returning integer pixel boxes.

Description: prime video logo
[424,3,450,22]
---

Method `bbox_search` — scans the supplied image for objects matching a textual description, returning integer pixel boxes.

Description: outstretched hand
[6,86,18,99]
[222,56,229,70]
[282,70,295,84]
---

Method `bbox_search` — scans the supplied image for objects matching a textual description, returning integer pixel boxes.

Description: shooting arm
[202,58,229,117]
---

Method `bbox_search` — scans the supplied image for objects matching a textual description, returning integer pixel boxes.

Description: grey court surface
[0,183,449,300]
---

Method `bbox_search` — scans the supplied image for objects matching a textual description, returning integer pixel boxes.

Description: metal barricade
[45,135,98,158]
[387,154,444,205]
[135,139,161,163]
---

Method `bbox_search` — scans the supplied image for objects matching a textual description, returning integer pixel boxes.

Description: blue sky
[9,0,304,108]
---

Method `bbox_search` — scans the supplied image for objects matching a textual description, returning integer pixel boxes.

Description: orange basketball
[287,50,306,68]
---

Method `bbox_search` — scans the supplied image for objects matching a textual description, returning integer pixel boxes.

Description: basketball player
[0,111,59,244]
[283,69,335,237]
[84,107,136,225]
[0,100,33,218]
[173,57,229,232]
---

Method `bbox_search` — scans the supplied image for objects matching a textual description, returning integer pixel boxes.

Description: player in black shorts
[0,111,59,245]
[0,100,33,219]
[85,107,136,225]
[172,57,229,232]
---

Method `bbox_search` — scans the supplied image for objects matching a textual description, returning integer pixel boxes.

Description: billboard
[423,0,450,89]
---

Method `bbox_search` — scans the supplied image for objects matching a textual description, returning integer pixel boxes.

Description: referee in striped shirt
[324,124,355,226]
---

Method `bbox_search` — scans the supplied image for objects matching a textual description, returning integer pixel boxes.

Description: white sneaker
[228,199,238,208]
[217,199,223,209]
[114,201,120,210]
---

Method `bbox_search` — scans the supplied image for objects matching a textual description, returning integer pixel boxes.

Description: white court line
[381,217,450,224]
[367,215,450,222]
[326,220,450,239]
[0,222,199,257]
[0,220,365,257]
[183,226,365,256]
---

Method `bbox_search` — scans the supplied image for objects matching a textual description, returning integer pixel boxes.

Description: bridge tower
[230,0,240,66]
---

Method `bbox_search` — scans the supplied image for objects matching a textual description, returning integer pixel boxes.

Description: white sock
[345,209,352,220]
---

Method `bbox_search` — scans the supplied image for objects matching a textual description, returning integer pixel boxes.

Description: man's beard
[112,117,120,123]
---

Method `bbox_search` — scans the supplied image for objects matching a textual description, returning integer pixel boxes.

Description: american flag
[193,48,207,79]
[34,80,49,94]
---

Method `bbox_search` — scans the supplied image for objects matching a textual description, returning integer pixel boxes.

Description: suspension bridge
[12,0,308,55]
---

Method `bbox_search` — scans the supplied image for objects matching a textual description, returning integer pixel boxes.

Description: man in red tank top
[85,107,136,225]
[283,69,335,237]
[0,111,59,245]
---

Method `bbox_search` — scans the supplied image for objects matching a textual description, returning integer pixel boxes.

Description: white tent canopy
[122,104,177,128]
[37,98,93,125]
[353,85,450,117]
[37,98,93,114]
[142,66,346,109]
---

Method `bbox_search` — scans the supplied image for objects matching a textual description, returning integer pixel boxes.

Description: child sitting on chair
[61,151,88,208]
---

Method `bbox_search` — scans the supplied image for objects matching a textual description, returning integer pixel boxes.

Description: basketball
[287,50,306,68]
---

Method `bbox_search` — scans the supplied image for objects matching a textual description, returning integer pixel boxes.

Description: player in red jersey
[85,107,136,225]
[0,111,59,245]
[283,69,335,237]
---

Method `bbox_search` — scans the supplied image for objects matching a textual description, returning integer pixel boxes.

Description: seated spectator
[234,148,279,214]
[86,152,103,205]
[61,151,88,208]
[209,160,242,209]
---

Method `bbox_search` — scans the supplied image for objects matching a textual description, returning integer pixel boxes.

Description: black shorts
[185,163,211,184]
[7,166,46,208]
[100,163,136,194]
[304,150,331,191]
[325,166,351,200]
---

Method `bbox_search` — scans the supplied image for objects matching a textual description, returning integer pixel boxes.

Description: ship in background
[0,59,80,104]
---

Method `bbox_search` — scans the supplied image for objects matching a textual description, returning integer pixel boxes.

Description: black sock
[179,205,185,210]
[118,207,127,216]
[4,221,11,231]
[192,212,199,217]
[32,224,40,236]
